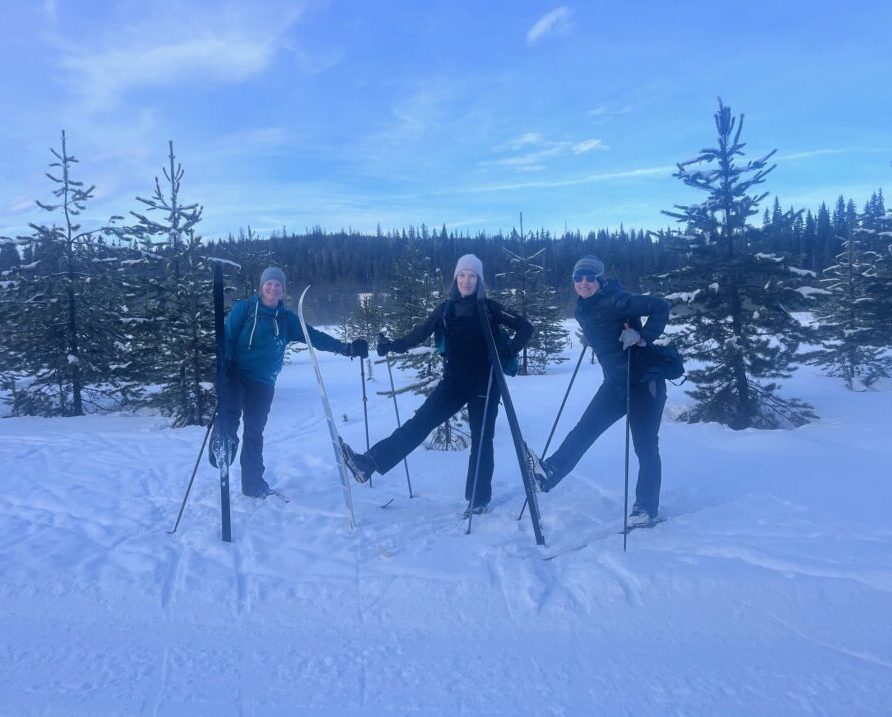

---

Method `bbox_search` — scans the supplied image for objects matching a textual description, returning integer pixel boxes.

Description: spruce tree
[653,98,816,429]
[128,142,214,426]
[1,132,128,416]
[807,210,891,389]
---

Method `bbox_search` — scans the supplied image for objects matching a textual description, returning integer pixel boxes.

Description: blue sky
[1,0,890,240]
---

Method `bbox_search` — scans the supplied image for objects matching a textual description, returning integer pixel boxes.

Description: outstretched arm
[382,304,445,354]
[285,311,351,355]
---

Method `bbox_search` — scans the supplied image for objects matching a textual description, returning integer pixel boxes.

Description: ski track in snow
[1,347,892,714]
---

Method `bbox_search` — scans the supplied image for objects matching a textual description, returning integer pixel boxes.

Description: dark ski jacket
[575,280,671,387]
[225,295,348,385]
[389,293,533,390]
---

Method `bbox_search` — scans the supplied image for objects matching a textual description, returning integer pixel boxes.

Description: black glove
[348,338,369,359]
[377,333,393,357]
[208,423,238,469]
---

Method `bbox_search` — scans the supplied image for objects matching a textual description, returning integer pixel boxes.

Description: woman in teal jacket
[213,267,368,498]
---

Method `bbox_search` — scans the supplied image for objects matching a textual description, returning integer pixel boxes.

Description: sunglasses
[573,272,598,283]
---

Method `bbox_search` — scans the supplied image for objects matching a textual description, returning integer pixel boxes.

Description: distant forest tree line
[204,189,870,322]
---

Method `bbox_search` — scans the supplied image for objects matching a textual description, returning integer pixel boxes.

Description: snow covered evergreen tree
[652,99,816,429]
[497,214,567,374]
[806,208,892,389]
[128,142,214,427]
[808,189,892,387]
[0,237,21,410]
[860,189,892,353]
[0,132,128,416]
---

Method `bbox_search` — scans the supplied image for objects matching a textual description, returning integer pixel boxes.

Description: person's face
[456,269,478,297]
[573,271,600,299]
[260,279,284,306]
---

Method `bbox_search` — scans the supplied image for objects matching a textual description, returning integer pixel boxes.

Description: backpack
[648,344,685,382]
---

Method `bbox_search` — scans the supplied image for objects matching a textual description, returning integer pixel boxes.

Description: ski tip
[297,285,311,309]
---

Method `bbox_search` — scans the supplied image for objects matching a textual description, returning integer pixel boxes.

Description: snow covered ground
[1,337,891,716]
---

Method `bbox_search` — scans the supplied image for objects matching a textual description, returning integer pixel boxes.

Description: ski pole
[517,345,588,521]
[623,347,631,551]
[466,367,494,535]
[360,357,372,487]
[385,356,414,498]
[168,405,217,535]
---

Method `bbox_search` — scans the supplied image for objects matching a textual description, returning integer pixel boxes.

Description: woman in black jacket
[341,254,533,515]
[529,255,672,526]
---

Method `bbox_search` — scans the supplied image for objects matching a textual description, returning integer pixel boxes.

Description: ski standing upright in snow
[210,263,233,542]
[476,293,546,546]
[296,286,356,529]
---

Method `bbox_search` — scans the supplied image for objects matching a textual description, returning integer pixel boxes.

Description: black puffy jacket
[575,280,671,387]
[390,293,533,390]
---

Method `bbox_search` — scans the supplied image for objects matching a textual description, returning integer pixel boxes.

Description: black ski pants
[220,372,276,494]
[369,376,500,507]
[547,378,667,515]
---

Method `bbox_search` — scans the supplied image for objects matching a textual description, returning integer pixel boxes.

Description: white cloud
[502,132,547,150]
[54,3,307,111]
[527,7,573,46]
[462,165,673,194]
[572,139,608,154]
[61,37,278,110]
[776,148,846,161]
[4,196,37,215]
[487,132,608,171]
[588,104,635,117]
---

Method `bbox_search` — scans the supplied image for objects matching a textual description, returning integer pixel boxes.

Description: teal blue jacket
[225,295,347,385]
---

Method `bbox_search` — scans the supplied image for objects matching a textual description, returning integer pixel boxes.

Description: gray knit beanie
[572,255,605,281]
[259,266,286,293]
[453,254,484,286]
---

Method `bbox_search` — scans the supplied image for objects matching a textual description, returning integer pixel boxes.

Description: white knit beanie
[453,254,484,283]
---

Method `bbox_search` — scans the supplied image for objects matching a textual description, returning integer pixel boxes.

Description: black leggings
[370,377,501,505]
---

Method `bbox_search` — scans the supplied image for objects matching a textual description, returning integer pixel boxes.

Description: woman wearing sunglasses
[528,255,672,527]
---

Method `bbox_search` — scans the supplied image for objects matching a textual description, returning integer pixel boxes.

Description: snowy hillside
[1,339,890,715]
